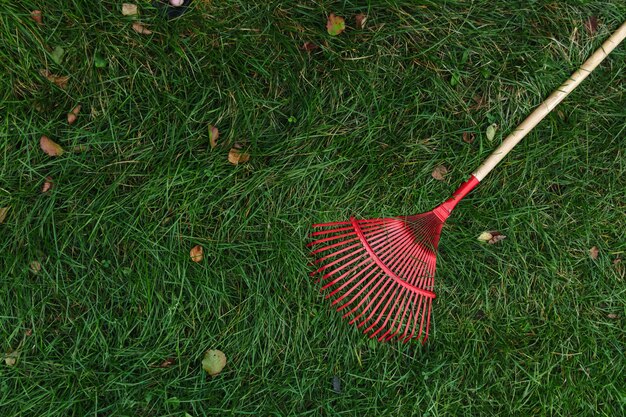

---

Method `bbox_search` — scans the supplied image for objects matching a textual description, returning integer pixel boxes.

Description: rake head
[309,176,478,343]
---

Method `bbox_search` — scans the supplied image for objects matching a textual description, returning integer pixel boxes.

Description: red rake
[309,22,626,343]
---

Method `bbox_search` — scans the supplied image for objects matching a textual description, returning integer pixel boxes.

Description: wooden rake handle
[472,21,626,182]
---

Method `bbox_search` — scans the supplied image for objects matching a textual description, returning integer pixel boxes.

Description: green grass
[1,1,625,415]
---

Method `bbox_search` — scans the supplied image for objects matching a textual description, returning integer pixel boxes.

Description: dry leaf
[202,350,226,376]
[478,231,506,244]
[589,246,599,260]
[355,13,367,29]
[486,123,497,141]
[431,165,447,181]
[39,69,69,89]
[40,136,64,156]
[122,3,138,16]
[190,245,203,262]
[31,10,43,25]
[42,176,53,193]
[159,357,176,368]
[302,42,318,52]
[326,14,346,36]
[29,261,42,274]
[208,125,219,149]
[228,148,250,165]
[67,104,81,125]
[488,234,507,244]
[0,207,10,224]
[132,21,152,35]
[462,131,475,144]
[607,313,618,319]
[4,350,19,367]
[584,16,598,35]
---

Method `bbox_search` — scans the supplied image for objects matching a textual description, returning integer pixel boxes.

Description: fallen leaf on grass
[208,125,219,149]
[50,46,65,65]
[431,165,447,181]
[29,261,42,274]
[462,131,475,144]
[122,3,138,16]
[4,350,19,367]
[31,10,43,25]
[355,13,367,29]
[40,135,64,156]
[589,246,599,260]
[486,123,497,141]
[39,69,69,89]
[0,207,10,224]
[42,176,53,193]
[190,245,203,262]
[158,357,176,368]
[302,42,318,52]
[202,350,226,376]
[67,104,81,124]
[584,16,598,35]
[228,147,250,165]
[607,313,618,320]
[477,231,507,244]
[132,21,152,35]
[327,14,346,36]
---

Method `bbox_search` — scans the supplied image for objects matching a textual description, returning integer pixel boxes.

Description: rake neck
[432,175,480,221]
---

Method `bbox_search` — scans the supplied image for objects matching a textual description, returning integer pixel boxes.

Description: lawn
[1,1,625,416]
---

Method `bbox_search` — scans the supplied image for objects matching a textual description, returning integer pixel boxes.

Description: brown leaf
[431,165,447,181]
[40,135,64,156]
[208,125,219,149]
[122,3,138,16]
[39,69,69,89]
[302,42,318,52]
[42,176,53,193]
[488,234,507,244]
[67,104,82,125]
[190,245,204,262]
[589,246,599,260]
[0,207,10,224]
[159,357,176,368]
[132,21,152,35]
[607,313,618,320]
[462,131,475,144]
[31,10,43,25]
[29,261,42,274]
[355,13,367,29]
[584,16,598,35]
[228,148,250,165]
[326,14,346,36]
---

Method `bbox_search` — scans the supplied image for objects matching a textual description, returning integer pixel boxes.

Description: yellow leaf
[477,232,493,242]
[202,350,226,376]
[40,135,64,156]
[122,3,138,16]
[0,207,10,224]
